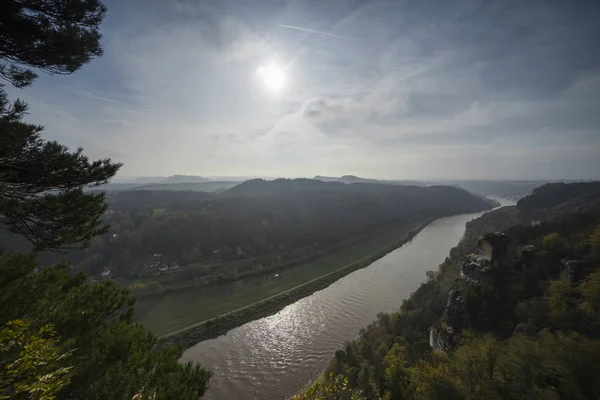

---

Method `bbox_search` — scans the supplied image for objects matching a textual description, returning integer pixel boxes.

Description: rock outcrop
[444,289,470,333]
[520,245,536,268]
[429,232,508,351]
[429,327,446,352]
[460,256,493,285]
[477,232,508,264]
[459,233,507,285]
[560,259,583,283]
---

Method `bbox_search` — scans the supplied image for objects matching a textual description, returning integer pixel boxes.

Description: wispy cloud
[277,24,358,42]
[67,88,130,106]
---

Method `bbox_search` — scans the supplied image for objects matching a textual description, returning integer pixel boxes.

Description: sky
[7,0,600,180]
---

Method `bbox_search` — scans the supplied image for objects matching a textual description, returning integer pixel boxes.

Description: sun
[257,63,285,92]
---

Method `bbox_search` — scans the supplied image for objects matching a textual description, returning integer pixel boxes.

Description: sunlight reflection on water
[182,201,515,399]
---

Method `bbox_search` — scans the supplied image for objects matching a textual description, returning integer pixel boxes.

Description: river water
[182,199,515,399]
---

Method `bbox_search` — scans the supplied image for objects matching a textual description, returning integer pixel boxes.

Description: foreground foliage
[291,374,366,400]
[0,252,211,399]
[0,320,73,399]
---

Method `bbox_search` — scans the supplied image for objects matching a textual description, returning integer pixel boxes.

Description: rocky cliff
[430,232,508,351]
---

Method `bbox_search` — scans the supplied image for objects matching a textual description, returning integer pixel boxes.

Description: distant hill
[226,178,344,196]
[132,181,239,192]
[314,175,379,184]
[313,177,592,201]
[461,181,600,242]
[161,175,209,183]
[225,178,495,216]
[443,180,555,200]
[440,179,597,200]
[314,175,428,186]
[517,181,600,216]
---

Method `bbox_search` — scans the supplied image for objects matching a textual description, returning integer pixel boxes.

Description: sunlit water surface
[182,198,515,399]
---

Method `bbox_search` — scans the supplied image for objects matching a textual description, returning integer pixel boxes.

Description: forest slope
[296,181,600,400]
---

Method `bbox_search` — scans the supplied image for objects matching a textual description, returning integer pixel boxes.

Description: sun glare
[257,63,285,92]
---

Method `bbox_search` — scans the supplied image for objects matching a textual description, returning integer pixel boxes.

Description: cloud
[66,88,130,107]
[10,0,600,180]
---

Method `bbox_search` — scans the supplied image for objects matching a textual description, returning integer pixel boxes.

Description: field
[135,221,427,337]
[152,208,168,216]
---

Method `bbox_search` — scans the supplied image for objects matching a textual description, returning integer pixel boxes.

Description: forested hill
[3,179,494,280]
[459,181,600,249]
[94,180,492,278]
[225,178,494,215]
[518,181,600,216]
[296,181,600,399]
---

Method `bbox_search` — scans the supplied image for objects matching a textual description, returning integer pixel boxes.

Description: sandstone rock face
[477,232,508,264]
[429,232,509,351]
[561,259,583,283]
[477,240,494,262]
[429,327,446,352]
[444,289,470,333]
[460,255,493,284]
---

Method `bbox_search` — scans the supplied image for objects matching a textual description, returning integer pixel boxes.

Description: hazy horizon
[111,174,594,184]
[6,0,600,180]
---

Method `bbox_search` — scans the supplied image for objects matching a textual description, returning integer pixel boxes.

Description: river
[182,198,516,399]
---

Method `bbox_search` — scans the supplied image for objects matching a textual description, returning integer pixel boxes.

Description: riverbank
[157,219,433,349]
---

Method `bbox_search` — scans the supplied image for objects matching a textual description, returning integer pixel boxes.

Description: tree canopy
[0,252,211,399]
[0,0,121,251]
[0,0,106,87]
[0,93,121,250]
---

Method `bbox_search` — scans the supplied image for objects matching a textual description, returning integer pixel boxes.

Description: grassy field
[135,221,426,337]
[152,208,168,216]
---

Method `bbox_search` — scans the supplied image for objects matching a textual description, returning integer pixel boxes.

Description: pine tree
[0,0,106,88]
[0,93,120,250]
[0,0,121,251]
